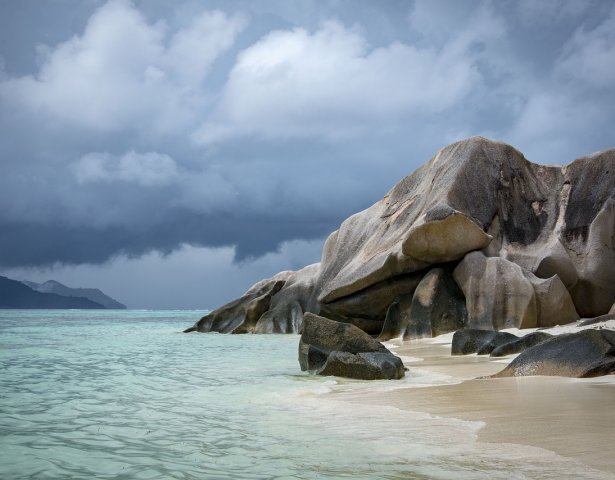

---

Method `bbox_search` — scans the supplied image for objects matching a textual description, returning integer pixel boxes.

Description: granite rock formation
[298,313,404,380]
[492,329,615,378]
[186,137,615,337]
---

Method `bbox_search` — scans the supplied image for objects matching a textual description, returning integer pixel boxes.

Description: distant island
[0,276,126,309]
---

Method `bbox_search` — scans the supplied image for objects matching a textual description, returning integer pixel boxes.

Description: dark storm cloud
[1,0,614,271]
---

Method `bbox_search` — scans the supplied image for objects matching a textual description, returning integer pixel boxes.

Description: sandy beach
[336,332,615,475]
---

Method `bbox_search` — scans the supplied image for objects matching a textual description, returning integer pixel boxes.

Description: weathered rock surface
[319,272,423,335]
[489,331,553,357]
[451,329,519,355]
[454,252,579,330]
[186,137,614,336]
[299,313,404,380]
[492,329,615,378]
[379,267,466,340]
[184,273,291,333]
[253,264,321,333]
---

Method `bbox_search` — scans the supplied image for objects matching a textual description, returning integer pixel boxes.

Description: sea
[1,310,612,480]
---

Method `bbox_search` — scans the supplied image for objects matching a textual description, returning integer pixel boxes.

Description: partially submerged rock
[492,329,615,378]
[299,313,404,380]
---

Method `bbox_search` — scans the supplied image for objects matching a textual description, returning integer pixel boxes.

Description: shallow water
[1,310,612,479]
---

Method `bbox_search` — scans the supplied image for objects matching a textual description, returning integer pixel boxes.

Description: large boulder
[186,137,615,336]
[492,329,615,378]
[299,313,404,380]
[453,252,579,330]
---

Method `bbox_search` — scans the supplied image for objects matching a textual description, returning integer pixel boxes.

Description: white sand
[339,328,615,474]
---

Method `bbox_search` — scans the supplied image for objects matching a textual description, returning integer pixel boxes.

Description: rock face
[492,329,615,378]
[185,137,615,336]
[453,252,579,330]
[379,268,466,340]
[298,313,404,380]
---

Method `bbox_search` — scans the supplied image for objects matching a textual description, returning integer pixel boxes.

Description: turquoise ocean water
[1,310,612,480]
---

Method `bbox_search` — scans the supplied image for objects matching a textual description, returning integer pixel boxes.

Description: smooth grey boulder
[317,138,615,316]
[318,351,405,380]
[489,331,553,357]
[493,329,615,378]
[451,329,519,355]
[299,313,404,380]
[610,303,615,315]
[186,137,615,336]
[454,252,579,330]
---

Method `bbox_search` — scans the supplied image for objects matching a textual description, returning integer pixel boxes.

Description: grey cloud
[0,0,614,290]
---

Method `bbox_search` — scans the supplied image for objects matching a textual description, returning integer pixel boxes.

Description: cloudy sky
[1,0,614,309]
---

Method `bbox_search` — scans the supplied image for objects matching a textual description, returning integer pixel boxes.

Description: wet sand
[338,338,615,474]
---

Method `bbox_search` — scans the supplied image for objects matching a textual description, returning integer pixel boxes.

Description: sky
[1,0,614,309]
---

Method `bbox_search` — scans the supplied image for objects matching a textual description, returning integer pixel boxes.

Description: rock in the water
[610,303,615,315]
[299,313,404,380]
[318,351,405,380]
[493,329,615,378]
[454,252,579,330]
[489,331,553,357]
[451,329,519,355]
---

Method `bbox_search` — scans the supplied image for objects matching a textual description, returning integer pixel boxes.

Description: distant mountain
[21,280,127,309]
[0,276,106,309]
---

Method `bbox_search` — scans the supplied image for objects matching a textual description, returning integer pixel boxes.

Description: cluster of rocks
[185,136,615,379]
[452,325,615,378]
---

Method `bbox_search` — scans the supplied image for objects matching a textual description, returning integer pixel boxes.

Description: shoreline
[331,334,615,475]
